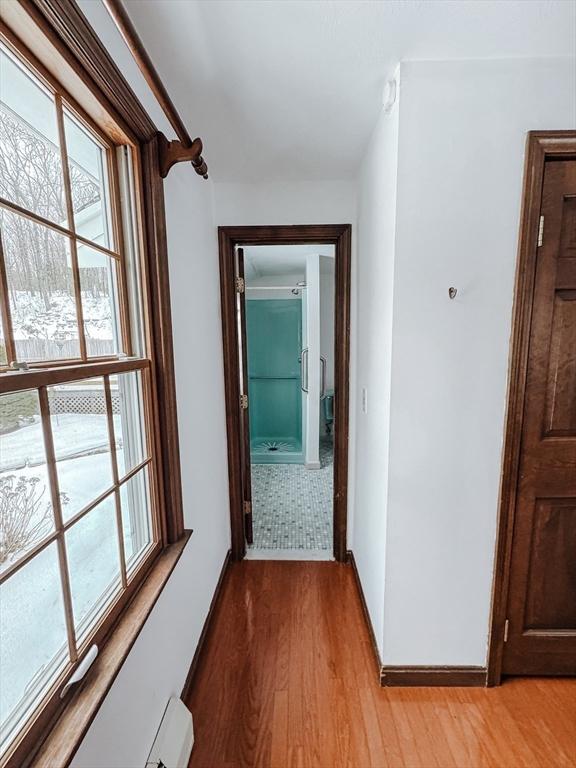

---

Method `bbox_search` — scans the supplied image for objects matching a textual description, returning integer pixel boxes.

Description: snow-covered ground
[10,291,114,343]
[1,414,121,521]
[0,413,138,734]
[0,494,120,738]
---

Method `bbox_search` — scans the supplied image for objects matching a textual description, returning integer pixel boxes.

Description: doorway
[488,131,576,684]
[218,225,351,562]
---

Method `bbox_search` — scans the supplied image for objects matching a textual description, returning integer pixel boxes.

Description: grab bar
[300,348,309,392]
[320,356,327,400]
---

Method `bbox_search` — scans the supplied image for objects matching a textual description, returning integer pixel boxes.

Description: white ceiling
[121,0,575,182]
[244,244,335,280]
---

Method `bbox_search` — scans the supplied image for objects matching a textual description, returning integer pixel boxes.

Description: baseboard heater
[145,697,194,768]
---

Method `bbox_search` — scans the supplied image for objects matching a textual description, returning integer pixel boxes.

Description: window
[0,35,163,764]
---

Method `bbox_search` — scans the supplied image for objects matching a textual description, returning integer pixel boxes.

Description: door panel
[523,498,576,630]
[246,299,302,449]
[503,158,576,676]
[544,292,576,434]
[236,248,253,544]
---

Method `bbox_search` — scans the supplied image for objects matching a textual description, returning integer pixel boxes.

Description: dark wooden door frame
[218,224,352,562]
[487,131,576,686]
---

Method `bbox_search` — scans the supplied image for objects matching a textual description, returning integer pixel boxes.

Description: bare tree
[0,106,102,302]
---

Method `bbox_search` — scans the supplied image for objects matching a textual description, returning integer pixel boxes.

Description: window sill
[28,531,192,768]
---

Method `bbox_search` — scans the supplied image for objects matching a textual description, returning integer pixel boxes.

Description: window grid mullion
[0,232,17,365]
[0,527,59,586]
[0,197,122,261]
[104,375,128,588]
[54,94,87,362]
[38,386,78,664]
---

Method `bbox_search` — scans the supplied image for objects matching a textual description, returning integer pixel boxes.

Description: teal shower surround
[246,299,303,464]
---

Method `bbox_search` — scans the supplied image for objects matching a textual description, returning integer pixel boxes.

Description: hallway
[186,561,576,768]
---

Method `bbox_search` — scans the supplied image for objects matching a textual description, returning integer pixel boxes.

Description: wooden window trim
[487,130,576,687]
[25,532,191,768]
[0,27,129,368]
[1,2,185,538]
[0,2,187,765]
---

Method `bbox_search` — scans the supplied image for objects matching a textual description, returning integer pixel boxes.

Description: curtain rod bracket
[158,133,209,179]
[103,0,209,180]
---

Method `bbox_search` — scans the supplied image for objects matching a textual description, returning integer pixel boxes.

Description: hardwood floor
[186,561,576,768]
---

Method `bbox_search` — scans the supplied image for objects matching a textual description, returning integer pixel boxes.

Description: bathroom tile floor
[249,437,333,551]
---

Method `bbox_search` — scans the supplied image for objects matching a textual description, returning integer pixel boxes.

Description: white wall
[213,180,358,540]
[353,78,400,659]
[214,181,356,226]
[304,254,321,468]
[71,7,231,768]
[356,56,576,666]
[319,257,335,392]
[73,151,230,768]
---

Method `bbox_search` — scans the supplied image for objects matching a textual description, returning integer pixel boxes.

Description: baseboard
[381,666,487,687]
[346,550,383,681]
[181,549,231,702]
[347,551,487,688]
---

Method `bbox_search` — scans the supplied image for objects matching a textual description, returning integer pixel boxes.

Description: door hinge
[235,276,245,293]
[243,501,252,516]
[240,393,248,410]
[537,215,544,247]
[503,619,509,643]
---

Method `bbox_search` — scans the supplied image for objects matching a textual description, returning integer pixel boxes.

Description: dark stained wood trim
[348,551,488,687]
[218,225,351,563]
[487,131,576,687]
[27,533,192,768]
[140,135,185,545]
[333,226,351,562]
[181,550,232,703]
[347,551,383,682]
[381,666,487,687]
[218,229,246,560]
[21,0,157,142]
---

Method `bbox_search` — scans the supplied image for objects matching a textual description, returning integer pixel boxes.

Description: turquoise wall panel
[246,299,302,452]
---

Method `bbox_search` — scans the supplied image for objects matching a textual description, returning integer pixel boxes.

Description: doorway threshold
[245,548,334,561]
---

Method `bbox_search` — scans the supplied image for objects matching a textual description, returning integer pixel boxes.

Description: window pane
[77,245,121,357]
[48,378,113,521]
[119,466,151,574]
[65,494,121,641]
[0,391,54,572]
[64,112,112,250]
[0,209,80,362]
[0,543,69,754]
[112,371,146,478]
[0,47,67,225]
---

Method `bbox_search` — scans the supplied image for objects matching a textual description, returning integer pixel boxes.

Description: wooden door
[236,248,253,543]
[503,157,576,675]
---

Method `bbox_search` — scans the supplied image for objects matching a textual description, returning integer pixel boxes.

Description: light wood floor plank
[186,561,576,768]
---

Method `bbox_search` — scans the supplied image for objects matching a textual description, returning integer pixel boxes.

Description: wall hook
[448,287,458,300]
